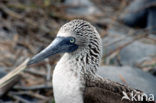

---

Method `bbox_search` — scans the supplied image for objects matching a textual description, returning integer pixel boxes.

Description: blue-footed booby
[27,19,142,103]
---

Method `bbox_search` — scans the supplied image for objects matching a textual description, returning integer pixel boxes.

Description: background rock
[97,66,156,96]
[120,0,156,34]
[64,0,101,16]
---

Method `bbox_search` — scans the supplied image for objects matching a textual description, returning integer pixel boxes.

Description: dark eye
[70,38,75,43]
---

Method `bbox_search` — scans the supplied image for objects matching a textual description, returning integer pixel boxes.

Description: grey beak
[27,37,64,65]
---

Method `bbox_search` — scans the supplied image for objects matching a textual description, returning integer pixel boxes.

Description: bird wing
[83,75,143,103]
[84,86,127,103]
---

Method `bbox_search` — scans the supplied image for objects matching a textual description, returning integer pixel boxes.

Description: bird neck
[63,48,101,77]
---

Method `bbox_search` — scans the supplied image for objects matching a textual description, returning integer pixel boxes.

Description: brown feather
[84,87,132,103]
[83,75,149,103]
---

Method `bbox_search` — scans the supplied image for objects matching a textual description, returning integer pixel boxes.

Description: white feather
[53,54,84,103]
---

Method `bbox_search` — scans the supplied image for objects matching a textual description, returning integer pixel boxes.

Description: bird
[27,19,142,103]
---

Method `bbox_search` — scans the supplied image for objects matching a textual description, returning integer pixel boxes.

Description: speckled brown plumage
[84,75,145,103]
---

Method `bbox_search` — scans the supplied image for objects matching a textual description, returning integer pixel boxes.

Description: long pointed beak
[27,37,64,65]
[27,37,78,66]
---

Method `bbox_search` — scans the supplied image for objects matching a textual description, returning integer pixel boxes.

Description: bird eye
[70,38,75,43]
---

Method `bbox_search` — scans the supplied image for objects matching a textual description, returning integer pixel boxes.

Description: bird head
[27,19,102,65]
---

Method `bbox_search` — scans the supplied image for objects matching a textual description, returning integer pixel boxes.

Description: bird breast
[52,54,84,103]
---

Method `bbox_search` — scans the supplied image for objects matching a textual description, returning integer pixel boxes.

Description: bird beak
[27,37,75,66]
